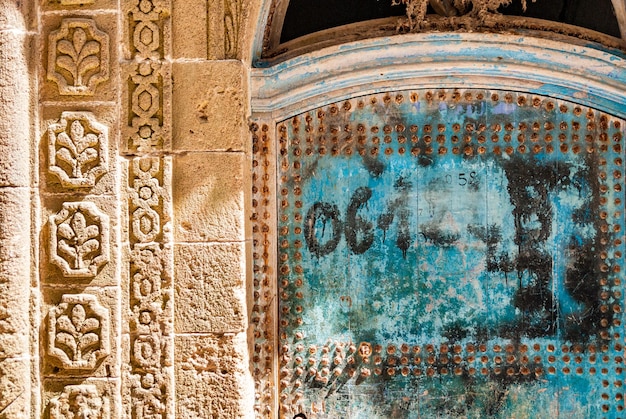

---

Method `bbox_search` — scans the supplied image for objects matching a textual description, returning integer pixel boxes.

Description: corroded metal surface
[270,89,625,418]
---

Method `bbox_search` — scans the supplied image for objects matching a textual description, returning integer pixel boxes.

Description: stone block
[42,378,120,419]
[173,152,246,242]
[172,61,247,152]
[41,286,120,379]
[0,30,31,188]
[174,243,246,333]
[40,105,119,196]
[172,0,207,59]
[40,196,120,287]
[0,188,30,359]
[0,357,29,418]
[175,333,252,418]
[40,13,118,102]
[207,0,244,60]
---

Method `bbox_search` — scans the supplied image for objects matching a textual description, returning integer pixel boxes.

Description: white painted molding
[251,32,626,119]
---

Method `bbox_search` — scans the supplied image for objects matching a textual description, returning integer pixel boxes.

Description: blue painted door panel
[275,90,625,418]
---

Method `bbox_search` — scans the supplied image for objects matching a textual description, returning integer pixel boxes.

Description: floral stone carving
[48,112,108,188]
[50,202,109,278]
[48,294,110,371]
[49,384,109,419]
[48,18,109,95]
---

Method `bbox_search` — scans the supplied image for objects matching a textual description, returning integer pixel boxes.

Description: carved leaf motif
[70,212,87,237]
[56,211,101,270]
[53,304,104,363]
[56,315,78,336]
[78,332,100,354]
[56,39,78,61]
[56,55,78,83]
[77,40,100,63]
[77,41,99,65]
[81,238,100,257]
[72,28,87,55]
[55,331,78,360]
[70,120,85,145]
[56,148,77,171]
[55,28,101,88]
[84,225,100,241]
[55,121,102,179]
[48,294,109,370]
[78,132,99,151]
[56,131,78,155]
[77,147,98,168]
[80,317,100,334]
[57,223,75,241]
[58,240,78,269]
[71,304,86,329]
[78,55,100,84]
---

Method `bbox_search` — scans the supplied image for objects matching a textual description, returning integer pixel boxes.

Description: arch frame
[251,32,626,120]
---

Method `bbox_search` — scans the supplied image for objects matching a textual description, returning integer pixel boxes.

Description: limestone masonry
[0,0,625,418]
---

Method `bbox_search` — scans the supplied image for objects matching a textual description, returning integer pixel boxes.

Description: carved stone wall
[0,0,256,417]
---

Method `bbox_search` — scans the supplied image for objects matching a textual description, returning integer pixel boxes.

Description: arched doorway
[249,3,626,417]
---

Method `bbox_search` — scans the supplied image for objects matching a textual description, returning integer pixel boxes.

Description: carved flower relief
[48,294,110,371]
[50,202,109,278]
[48,18,109,95]
[49,384,109,419]
[48,112,108,189]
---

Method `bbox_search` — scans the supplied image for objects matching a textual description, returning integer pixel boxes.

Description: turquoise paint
[277,89,625,417]
[252,33,626,118]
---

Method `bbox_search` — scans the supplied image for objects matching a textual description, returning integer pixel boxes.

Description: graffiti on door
[274,90,625,418]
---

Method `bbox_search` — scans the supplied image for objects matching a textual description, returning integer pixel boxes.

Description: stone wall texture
[0,0,258,417]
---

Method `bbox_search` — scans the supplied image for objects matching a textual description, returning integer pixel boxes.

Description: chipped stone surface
[175,333,253,418]
[0,188,29,359]
[174,243,246,333]
[173,61,247,152]
[0,358,29,418]
[0,30,31,188]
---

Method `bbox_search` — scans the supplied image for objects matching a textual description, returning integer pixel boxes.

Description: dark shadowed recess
[280,0,621,43]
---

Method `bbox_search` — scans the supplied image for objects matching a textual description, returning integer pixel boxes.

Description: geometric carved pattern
[47,18,109,96]
[48,294,110,371]
[127,61,167,152]
[48,112,108,188]
[50,202,110,278]
[49,384,109,419]
[123,0,174,416]
[126,156,173,417]
[124,0,171,152]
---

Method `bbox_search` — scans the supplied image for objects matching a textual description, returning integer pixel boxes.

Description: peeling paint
[275,89,625,418]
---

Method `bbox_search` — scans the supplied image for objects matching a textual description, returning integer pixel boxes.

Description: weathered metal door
[265,88,624,417]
